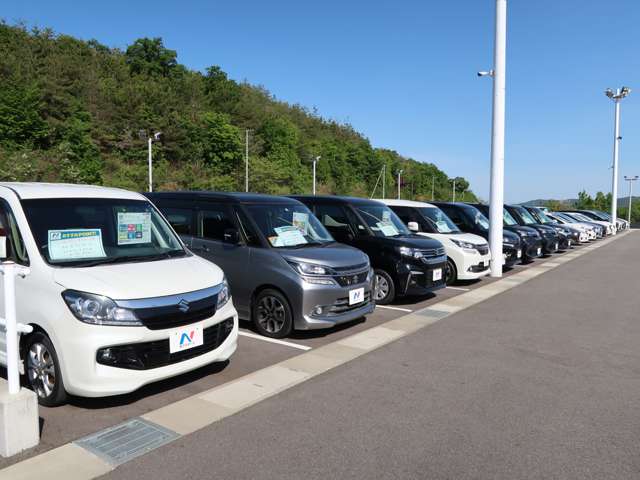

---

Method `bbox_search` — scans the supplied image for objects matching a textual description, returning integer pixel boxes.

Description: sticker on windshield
[272,226,308,247]
[436,220,452,233]
[48,229,106,261]
[292,212,309,235]
[382,210,391,221]
[117,212,152,245]
[376,221,399,237]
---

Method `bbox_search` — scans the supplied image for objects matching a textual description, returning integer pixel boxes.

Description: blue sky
[4,0,639,202]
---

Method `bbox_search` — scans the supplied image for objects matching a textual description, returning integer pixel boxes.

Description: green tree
[57,111,103,184]
[125,38,177,76]
[0,81,48,147]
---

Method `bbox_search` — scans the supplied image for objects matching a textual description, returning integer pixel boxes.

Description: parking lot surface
[98,231,639,480]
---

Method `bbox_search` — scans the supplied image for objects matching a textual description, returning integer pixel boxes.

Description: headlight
[398,246,424,259]
[450,239,478,251]
[62,290,141,326]
[287,261,336,276]
[217,277,231,309]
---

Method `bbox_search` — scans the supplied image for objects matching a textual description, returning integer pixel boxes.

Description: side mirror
[407,221,419,233]
[223,228,240,244]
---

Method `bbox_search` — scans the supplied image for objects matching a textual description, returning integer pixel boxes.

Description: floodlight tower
[605,86,631,232]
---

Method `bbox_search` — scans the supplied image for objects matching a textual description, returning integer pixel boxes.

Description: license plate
[349,287,365,305]
[517,249,522,258]
[169,324,204,354]
[537,247,542,256]
[568,240,571,247]
[554,242,558,250]
[433,268,442,281]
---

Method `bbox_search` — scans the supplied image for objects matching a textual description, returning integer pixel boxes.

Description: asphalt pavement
[103,231,640,480]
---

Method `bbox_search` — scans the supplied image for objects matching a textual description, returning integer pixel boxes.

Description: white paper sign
[292,212,309,235]
[117,212,152,245]
[436,220,452,233]
[377,221,399,237]
[272,226,307,247]
[48,229,106,261]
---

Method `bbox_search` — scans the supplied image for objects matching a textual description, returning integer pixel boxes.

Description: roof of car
[430,201,479,209]
[146,191,301,205]
[289,195,385,206]
[374,199,438,208]
[0,182,144,200]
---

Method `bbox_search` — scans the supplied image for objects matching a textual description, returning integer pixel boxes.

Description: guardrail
[0,262,32,394]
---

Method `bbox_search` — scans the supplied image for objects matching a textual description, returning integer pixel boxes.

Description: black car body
[469,203,543,262]
[292,196,447,304]
[524,206,581,249]
[430,202,522,267]
[504,205,560,254]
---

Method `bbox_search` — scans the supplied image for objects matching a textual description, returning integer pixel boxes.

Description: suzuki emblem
[177,299,190,313]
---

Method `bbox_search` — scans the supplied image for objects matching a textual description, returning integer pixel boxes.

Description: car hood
[373,234,444,250]
[528,224,557,235]
[53,255,224,300]
[279,243,369,268]
[420,232,487,246]
[507,225,539,236]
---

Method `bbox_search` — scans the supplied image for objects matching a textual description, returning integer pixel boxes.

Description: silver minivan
[147,192,375,338]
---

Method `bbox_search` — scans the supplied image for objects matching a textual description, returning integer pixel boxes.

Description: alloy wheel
[374,274,390,301]
[257,295,286,333]
[27,342,56,399]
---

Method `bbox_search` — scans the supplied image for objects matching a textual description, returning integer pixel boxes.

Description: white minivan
[0,183,237,406]
[380,199,491,284]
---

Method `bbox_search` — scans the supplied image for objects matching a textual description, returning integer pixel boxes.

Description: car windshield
[21,198,186,267]
[355,205,410,237]
[463,206,490,231]
[515,207,538,225]
[503,209,518,226]
[555,213,576,223]
[570,212,592,222]
[417,207,460,233]
[531,209,553,224]
[246,203,333,248]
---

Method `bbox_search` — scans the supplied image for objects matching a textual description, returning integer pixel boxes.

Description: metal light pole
[397,169,403,199]
[147,131,162,193]
[245,129,250,193]
[382,164,386,199]
[624,175,638,224]
[312,156,321,195]
[431,175,435,200]
[605,87,630,232]
[479,0,507,277]
[451,179,456,202]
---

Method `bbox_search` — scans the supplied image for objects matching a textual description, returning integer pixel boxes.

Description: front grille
[134,298,216,330]
[469,263,489,273]
[333,263,368,272]
[325,292,372,315]
[418,247,446,258]
[96,318,234,370]
[334,270,369,287]
[476,245,489,255]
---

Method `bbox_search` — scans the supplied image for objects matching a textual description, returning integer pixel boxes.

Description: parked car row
[0,183,620,406]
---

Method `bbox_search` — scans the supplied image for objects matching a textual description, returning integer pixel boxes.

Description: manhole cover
[75,418,179,466]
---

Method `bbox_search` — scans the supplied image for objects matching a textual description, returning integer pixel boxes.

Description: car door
[0,199,31,366]
[190,201,250,309]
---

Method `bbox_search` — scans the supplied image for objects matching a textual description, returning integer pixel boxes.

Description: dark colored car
[469,203,543,262]
[504,205,560,255]
[291,196,447,304]
[524,206,581,249]
[430,202,522,267]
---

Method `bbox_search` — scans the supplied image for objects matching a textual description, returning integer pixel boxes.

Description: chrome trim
[114,284,224,309]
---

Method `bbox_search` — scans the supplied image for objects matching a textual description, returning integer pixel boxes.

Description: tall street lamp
[624,175,638,224]
[397,169,403,200]
[312,156,321,195]
[479,0,507,278]
[605,86,631,232]
[244,129,251,193]
[147,131,162,192]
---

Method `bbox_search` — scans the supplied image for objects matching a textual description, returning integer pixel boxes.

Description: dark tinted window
[235,207,262,247]
[162,207,193,235]
[0,202,29,265]
[198,205,236,242]
[315,204,355,236]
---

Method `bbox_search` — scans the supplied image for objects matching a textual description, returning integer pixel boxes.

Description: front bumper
[541,235,560,254]
[522,238,543,261]
[397,255,447,295]
[57,301,239,398]
[503,244,522,267]
[297,274,375,330]
[457,251,492,280]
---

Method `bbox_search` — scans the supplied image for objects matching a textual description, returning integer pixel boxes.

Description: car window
[417,207,460,233]
[0,202,29,265]
[315,204,356,236]
[198,205,236,242]
[161,207,193,235]
[354,205,410,237]
[235,207,262,247]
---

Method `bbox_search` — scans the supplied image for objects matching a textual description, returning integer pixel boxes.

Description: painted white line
[445,286,471,292]
[238,330,311,351]
[376,305,413,313]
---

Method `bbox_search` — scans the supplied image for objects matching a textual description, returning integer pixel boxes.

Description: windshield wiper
[74,251,184,267]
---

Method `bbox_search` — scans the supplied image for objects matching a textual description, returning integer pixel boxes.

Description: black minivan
[292,196,447,304]
[430,202,522,267]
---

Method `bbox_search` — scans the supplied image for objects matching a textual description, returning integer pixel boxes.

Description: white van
[380,199,491,284]
[0,183,237,406]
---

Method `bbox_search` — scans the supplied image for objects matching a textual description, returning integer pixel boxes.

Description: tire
[445,258,458,285]
[24,331,68,407]
[252,289,293,339]
[373,269,396,305]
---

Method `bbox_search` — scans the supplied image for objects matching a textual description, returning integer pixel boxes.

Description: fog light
[314,306,323,315]
[99,348,115,363]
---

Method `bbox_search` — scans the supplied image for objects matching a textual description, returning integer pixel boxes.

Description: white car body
[547,213,597,240]
[378,199,491,281]
[0,183,238,399]
[562,212,615,235]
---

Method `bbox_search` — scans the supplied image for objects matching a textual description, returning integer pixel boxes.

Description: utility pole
[478,0,507,277]
[451,179,456,202]
[245,129,250,192]
[397,169,403,200]
[624,175,638,224]
[605,87,631,231]
[382,164,386,199]
[312,156,321,195]
[147,131,162,192]
[431,176,435,200]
